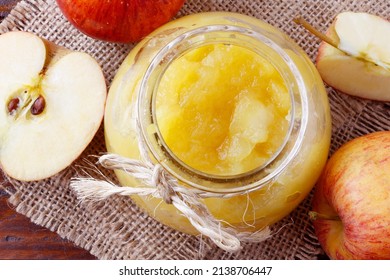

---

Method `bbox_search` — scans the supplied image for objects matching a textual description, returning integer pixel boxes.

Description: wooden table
[0,0,96,260]
[0,189,96,259]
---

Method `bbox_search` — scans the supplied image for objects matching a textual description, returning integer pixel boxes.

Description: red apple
[311,131,390,259]
[56,0,186,43]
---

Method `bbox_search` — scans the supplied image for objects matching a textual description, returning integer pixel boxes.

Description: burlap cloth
[0,0,389,260]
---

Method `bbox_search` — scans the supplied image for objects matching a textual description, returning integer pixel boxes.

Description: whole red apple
[311,131,390,260]
[56,0,186,43]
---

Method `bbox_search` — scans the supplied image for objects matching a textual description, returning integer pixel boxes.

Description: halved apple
[315,12,390,101]
[0,31,106,181]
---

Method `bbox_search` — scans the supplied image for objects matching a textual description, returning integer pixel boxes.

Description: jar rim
[137,21,308,194]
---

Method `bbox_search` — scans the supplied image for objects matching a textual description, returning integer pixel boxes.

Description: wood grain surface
[0,0,17,17]
[0,0,96,260]
[0,188,96,260]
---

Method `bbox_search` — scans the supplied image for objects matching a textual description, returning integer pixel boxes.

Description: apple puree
[104,12,332,236]
[156,44,290,175]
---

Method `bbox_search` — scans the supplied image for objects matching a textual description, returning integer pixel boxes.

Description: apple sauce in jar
[104,12,332,236]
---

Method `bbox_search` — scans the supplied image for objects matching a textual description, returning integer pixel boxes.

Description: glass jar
[104,12,332,237]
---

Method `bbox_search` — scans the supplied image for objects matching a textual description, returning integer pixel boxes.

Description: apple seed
[30,95,46,115]
[7,98,20,114]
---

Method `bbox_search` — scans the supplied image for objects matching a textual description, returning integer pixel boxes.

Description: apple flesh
[312,131,390,260]
[0,31,106,181]
[56,0,186,43]
[316,12,390,101]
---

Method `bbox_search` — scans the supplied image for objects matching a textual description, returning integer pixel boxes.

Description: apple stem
[293,17,339,49]
[309,211,340,221]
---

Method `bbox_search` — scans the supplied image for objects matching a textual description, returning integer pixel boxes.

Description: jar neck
[137,24,308,194]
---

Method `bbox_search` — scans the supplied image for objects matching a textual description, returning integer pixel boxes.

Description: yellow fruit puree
[156,44,290,176]
[104,12,331,235]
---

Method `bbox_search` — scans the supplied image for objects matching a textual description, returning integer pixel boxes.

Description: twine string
[70,153,271,252]
[70,122,271,252]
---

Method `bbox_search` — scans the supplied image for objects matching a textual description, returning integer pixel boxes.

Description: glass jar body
[104,12,332,235]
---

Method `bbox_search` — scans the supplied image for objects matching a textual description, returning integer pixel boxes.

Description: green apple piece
[0,31,106,181]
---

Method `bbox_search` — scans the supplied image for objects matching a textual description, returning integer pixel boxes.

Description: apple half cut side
[0,31,106,181]
[297,12,390,101]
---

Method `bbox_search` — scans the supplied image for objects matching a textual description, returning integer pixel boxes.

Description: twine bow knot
[71,153,272,252]
[70,123,272,252]
[152,164,175,204]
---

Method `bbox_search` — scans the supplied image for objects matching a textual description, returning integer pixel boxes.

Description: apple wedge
[0,31,106,181]
[315,12,390,101]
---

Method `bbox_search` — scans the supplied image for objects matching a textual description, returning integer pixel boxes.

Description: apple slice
[297,12,390,101]
[0,31,106,181]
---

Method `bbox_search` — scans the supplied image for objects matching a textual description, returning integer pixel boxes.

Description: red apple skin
[56,0,185,43]
[312,131,390,260]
